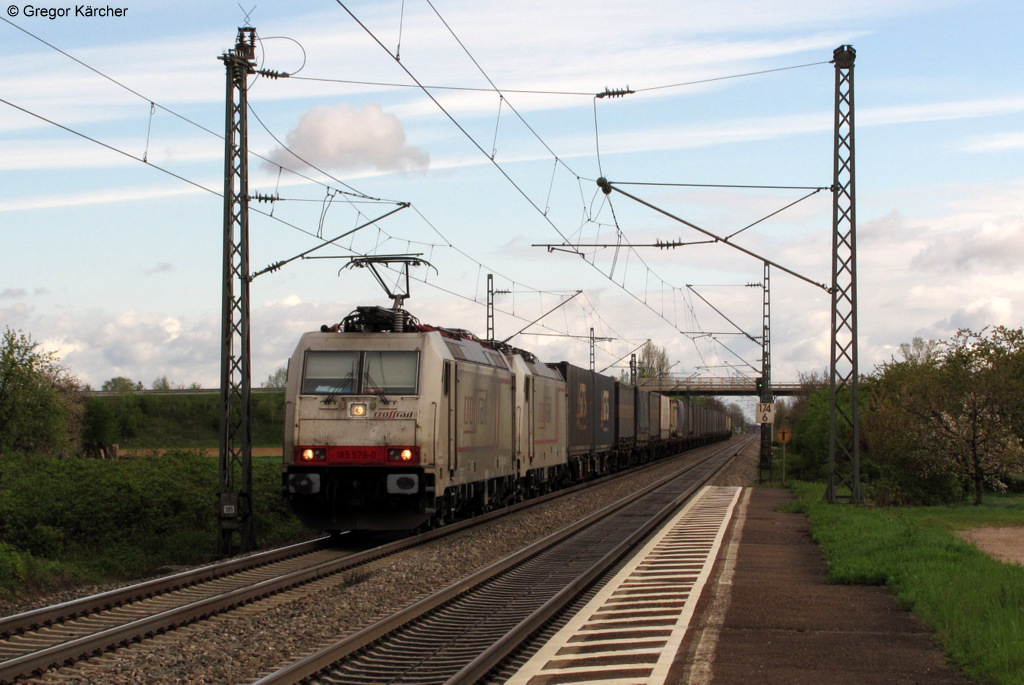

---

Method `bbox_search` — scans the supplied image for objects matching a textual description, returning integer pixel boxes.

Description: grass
[790,481,1024,685]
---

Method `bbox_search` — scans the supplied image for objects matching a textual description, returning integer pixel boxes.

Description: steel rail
[0,537,329,638]
[253,437,750,685]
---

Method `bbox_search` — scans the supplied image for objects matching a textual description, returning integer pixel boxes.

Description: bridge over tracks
[638,376,802,397]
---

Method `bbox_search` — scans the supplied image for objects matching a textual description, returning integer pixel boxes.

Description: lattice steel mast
[759,261,773,483]
[485,274,510,344]
[826,45,862,503]
[218,27,257,555]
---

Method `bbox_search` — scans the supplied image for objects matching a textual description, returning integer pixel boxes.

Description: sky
[1,0,1022,415]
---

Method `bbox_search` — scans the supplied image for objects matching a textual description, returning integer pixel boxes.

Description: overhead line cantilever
[596,177,831,293]
[250,203,410,279]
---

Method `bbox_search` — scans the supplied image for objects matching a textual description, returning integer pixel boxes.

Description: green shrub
[25,524,64,559]
[0,542,26,587]
[82,391,284,449]
[0,451,310,595]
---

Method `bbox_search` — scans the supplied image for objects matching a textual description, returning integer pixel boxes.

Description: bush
[0,328,82,458]
[0,451,310,595]
[82,391,285,449]
[0,542,26,588]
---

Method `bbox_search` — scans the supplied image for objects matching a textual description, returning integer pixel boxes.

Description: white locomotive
[283,305,731,532]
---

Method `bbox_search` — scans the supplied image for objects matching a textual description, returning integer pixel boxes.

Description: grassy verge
[0,451,310,600]
[790,481,1024,685]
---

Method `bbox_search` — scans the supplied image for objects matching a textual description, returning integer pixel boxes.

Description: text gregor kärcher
[10,5,127,18]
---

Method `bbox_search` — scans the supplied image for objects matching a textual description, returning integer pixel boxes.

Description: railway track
[0,440,740,684]
[254,437,752,684]
[0,537,355,684]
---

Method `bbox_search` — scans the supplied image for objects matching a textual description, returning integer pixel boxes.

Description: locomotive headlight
[349,402,367,417]
[301,448,326,461]
[387,448,415,462]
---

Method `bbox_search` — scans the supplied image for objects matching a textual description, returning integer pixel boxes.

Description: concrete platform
[671,488,974,685]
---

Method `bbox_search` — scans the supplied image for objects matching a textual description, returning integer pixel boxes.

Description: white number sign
[756,402,776,424]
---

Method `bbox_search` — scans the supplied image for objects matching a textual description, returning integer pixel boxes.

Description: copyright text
[9,5,128,18]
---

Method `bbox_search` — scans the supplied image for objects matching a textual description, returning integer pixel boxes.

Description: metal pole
[826,45,862,503]
[218,27,257,555]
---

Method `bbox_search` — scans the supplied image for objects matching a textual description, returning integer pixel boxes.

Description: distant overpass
[637,376,802,397]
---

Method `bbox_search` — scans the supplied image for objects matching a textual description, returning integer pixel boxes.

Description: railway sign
[756,402,776,424]
[777,427,792,443]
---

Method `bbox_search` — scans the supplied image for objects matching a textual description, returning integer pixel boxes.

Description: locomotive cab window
[303,351,359,395]
[302,350,420,395]
[363,351,419,395]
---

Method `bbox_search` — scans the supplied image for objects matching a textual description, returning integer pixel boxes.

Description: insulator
[596,86,635,99]
[258,69,290,80]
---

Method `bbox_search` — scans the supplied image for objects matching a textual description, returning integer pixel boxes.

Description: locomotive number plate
[335,448,379,463]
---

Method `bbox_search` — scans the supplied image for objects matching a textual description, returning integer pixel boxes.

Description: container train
[282,305,732,532]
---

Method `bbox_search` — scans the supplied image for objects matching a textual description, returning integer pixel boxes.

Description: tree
[898,336,940,364]
[931,329,1024,504]
[81,398,119,458]
[100,376,143,438]
[783,371,831,482]
[0,328,82,458]
[637,342,671,380]
[102,377,141,393]
[724,401,748,433]
[262,366,288,389]
[863,328,1024,505]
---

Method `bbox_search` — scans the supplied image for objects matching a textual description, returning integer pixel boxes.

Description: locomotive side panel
[528,373,567,471]
[507,355,565,475]
[451,361,514,483]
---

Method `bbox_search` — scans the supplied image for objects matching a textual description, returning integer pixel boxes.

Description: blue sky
[1,0,1021,409]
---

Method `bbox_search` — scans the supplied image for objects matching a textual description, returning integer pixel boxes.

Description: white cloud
[960,131,1024,153]
[0,179,211,213]
[264,103,429,174]
[934,297,1015,333]
[911,217,1024,273]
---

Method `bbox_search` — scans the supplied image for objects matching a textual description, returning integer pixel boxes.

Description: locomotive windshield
[302,350,419,395]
